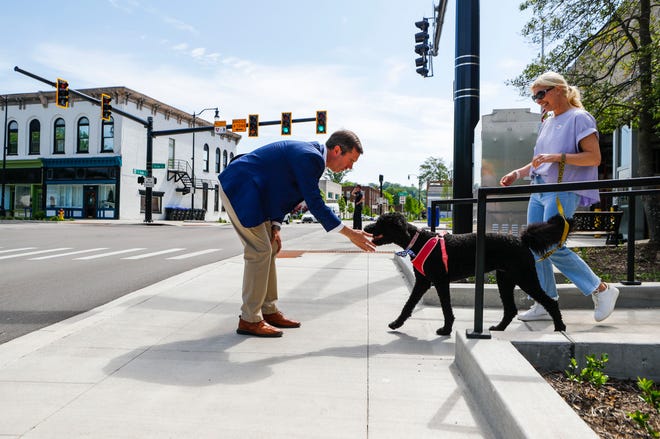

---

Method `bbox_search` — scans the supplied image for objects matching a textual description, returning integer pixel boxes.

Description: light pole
[1,96,8,218]
[408,174,422,220]
[191,107,219,212]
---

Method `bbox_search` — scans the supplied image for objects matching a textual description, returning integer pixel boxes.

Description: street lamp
[191,107,219,212]
[408,174,423,220]
[1,95,8,218]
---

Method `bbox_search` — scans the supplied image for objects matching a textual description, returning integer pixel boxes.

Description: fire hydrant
[58,208,64,220]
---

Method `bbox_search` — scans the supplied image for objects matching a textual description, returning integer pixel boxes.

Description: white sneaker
[517,302,552,321]
[592,284,619,322]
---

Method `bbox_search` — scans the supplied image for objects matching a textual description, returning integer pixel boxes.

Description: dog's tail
[521,214,575,254]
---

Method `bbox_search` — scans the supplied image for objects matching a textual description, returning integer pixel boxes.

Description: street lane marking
[0,248,72,260]
[166,249,221,259]
[122,248,186,260]
[0,247,37,254]
[75,248,146,260]
[30,248,110,260]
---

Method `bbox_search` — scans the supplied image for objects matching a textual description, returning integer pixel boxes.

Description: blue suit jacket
[218,140,342,231]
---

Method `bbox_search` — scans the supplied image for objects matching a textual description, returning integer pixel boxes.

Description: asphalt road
[0,220,320,344]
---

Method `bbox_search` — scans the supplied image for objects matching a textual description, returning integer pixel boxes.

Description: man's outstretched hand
[341,227,376,252]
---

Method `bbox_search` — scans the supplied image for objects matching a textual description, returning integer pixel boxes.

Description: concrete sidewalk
[0,224,657,438]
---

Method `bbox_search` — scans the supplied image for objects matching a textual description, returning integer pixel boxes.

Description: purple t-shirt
[531,108,600,206]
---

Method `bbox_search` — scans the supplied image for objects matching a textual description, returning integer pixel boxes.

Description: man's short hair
[326,130,363,155]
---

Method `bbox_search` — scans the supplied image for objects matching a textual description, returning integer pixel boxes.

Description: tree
[324,169,351,184]
[512,0,659,252]
[418,157,451,185]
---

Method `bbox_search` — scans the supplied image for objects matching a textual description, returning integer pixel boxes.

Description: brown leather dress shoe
[237,318,283,337]
[263,311,301,328]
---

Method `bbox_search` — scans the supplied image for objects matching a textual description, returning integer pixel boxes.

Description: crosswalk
[0,246,222,261]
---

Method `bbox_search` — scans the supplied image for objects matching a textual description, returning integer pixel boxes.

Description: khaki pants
[219,183,279,322]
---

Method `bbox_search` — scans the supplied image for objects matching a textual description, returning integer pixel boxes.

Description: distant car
[362,214,375,221]
[301,212,317,223]
[283,213,291,224]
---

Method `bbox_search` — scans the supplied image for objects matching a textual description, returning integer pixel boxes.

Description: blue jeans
[527,177,601,299]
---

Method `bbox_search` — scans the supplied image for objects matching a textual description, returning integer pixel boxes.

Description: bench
[571,211,623,245]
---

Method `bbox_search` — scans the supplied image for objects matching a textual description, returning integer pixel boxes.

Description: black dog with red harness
[364,213,571,336]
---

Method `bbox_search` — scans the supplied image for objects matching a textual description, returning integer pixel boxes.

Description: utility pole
[452,0,479,233]
[1,95,7,217]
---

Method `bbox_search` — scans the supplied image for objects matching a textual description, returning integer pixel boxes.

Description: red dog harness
[411,235,448,276]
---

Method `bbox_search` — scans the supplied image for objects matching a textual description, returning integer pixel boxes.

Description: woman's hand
[500,170,519,187]
[532,153,560,168]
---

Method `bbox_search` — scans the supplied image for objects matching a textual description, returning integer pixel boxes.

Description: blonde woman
[500,71,619,323]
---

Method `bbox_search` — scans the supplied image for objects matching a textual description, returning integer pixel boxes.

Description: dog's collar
[395,231,420,258]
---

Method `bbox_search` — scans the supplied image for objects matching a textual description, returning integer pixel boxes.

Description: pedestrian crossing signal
[248,114,259,137]
[281,112,292,136]
[315,111,327,134]
[56,78,69,108]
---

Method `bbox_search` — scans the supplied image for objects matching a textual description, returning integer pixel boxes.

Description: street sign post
[133,168,148,176]
[152,163,165,169]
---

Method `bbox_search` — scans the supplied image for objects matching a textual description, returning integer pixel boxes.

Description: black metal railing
[430,176,660,339]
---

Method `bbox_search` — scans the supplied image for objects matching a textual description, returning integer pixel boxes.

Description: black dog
[364,213,571,335]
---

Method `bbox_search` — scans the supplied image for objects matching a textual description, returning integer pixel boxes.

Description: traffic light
[101,93,112,121]
[248,114,259,137]
[315,110,327,135]
[281,112,292,136]
[137,176,145,184]
[56,78,69,108]
[414,19,430,77]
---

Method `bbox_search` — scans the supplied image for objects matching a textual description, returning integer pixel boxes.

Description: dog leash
[537,153,571,262]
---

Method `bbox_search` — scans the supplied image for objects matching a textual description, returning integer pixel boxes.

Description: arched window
[7,121,18,155]
[229,152,235,163]
[203,144,209,172]
[77,117,89,153]
[101,116,114,152]
[223,150,228,170]
[29,119,40,155]
[53,118,65,154]
[215,148,221,173]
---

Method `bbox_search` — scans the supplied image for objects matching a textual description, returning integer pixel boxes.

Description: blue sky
[2,0,540,186]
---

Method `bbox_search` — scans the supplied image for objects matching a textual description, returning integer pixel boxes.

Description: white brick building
[1,87,240,221]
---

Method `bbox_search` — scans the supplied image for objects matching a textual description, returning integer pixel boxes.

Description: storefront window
[98,185,116,208]
[53,118,65,154]
[46,185,83,208]
[77,117,89,153]
[14,185,31,210]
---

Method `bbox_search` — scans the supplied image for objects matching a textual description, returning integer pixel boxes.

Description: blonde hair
[531,71,583,109]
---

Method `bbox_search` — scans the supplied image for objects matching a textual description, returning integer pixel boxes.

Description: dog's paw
[489,324,505,331]
[436,327,452,336]
[388,320,403,330]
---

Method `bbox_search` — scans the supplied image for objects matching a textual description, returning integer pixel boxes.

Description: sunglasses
[531,87,554,102]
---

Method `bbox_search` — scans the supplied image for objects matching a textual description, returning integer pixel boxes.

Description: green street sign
[133,168,148,176]
[152,163,166,169]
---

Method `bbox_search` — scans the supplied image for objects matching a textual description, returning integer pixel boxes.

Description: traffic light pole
[452,1,479,234]
[14,66,155,223]
[15,66,318,223]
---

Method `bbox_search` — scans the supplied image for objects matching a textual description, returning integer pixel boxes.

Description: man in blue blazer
[219,129,375,337]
